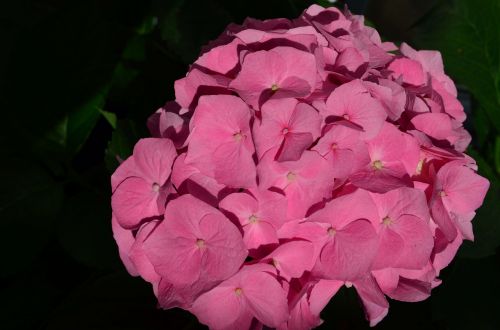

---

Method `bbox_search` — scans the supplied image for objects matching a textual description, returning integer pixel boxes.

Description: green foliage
[414,0,500,132]
[57,188,121,269]
[105,119,142,171]
[0,158,63,277]
[431,256,500,329]
[66,88,109,156]
[45,273,199,330]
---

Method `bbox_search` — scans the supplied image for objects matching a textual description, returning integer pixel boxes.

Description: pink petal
[364,79,406,121]
[200,213,249,279]
[309,279,344,316]
[267,240,315,280]
[111,157,137,192]
[186,95,257,188]
[437,161,490,214]
[213,140,257,188]
[191,285,247,329]
[388,57,426,86]
[230,47,316,109]
[219,192,259,224]
[243,220,279,250]
[242,269,289,327]
[195,38,241,74]
[432,230,463,275]
[370,187,430,224]
[286,292,322,330]
[143,195,247,286]
[411,113,454,141]
[129,221,161,284]
[391,214,434,269]
[432,78,465,122]
[335,47,366,72]
[349,163,411,193]
[308,188,379,228]
[319,219,378,281]
[278,132,314,162]
[430,194,458,242]
[325,79,387,139]
[111,177,165,229]
[111,215,139,276]
[372,225,405,269]
[171,153,226,207]
[220,193,278,250]
[387,278,431,302]
[253,98,297,159]
[174,68,229,109]
[158,111,189,149]
[258,150,336,218]
[312,123,366,178]
[352,275,389,327]
[133,138,177,185]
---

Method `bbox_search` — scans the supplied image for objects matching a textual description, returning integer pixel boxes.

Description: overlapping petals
[111,4,489,329]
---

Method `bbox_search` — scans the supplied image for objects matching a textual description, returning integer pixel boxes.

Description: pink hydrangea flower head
[111,4,490,329]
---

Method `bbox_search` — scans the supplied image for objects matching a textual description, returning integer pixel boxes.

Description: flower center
[234,288,243,296]
[343,114,350,120]
[195,239,206,248]
[271,83,279,92]
[152,183,161,192]
[249,214,259,224]
[327,227,336,236]
[272,258,279,267]
[439,190,447,197]
[286,171,297,182]
[416,159,424,175]
[282,127,289,135]
[372,160,383,170]
[331,143,338,150]
[382,216,392,226]
[233,131,244,142]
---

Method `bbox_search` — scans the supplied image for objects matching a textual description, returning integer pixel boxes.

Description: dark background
[1,0,499,329]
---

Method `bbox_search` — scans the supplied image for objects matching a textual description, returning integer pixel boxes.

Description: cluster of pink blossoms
[111,5,490,329]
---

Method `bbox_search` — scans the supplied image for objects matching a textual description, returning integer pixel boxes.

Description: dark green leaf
[122,36,147,62]
[105,119,141,172]
[57,189,120,269]
[431,256,500,329]
[0,273,61,330]
[159,0,233,63]
[472,105,492,148]
[0,158,63,277]
[99,108,118,129]
[137,15,159,36]
[66,88,109,156]
[495,136,500,175]
[413,0,500,132]
[46,273,199,330]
